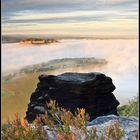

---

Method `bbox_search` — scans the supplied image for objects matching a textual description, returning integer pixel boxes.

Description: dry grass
[1,73,40,123]
[2,114,48,140]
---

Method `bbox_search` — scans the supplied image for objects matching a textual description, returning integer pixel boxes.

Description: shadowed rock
[26,72,120,123]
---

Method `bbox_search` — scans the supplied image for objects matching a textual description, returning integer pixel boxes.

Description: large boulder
[25,72,120,123]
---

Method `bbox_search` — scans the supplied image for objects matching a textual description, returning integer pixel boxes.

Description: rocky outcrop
[25,72,120,123]
[42,115,139,140]
[87,115,139,140]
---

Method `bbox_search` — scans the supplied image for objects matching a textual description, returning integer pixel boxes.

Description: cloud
[98,0,137,5]
[2,0,138,12]
[1,0,138,36]
[2,10,138,29]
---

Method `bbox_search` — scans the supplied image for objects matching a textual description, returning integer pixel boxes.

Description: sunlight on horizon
[2,0,138,37]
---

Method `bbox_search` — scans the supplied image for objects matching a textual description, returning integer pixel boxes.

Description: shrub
[117,96,139,117]
[2,100,125,140]
[1,114,48,140]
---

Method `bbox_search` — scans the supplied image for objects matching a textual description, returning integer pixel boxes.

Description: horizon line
[2,34,138,39]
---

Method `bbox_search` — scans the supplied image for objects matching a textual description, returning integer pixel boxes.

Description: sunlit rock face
[26,72,120,123]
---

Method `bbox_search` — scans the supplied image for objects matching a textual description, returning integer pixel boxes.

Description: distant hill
[2,36,59,44]
[2,35,137,44]
[20,38,58,44]
[2,36,21,43]
[2,57,107,82]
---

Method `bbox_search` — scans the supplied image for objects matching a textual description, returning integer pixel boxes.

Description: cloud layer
[2,39,138,104]
[2,0,138,36]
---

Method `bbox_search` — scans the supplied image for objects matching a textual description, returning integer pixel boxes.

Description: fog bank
[2,39,138,104]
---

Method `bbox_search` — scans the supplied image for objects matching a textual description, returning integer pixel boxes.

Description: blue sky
[2,0,138,37]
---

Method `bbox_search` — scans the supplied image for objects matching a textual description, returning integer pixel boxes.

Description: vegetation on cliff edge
[2,100,125,140]
[117,96,138,117]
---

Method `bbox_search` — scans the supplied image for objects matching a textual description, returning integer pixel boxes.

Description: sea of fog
[2,39,138,104]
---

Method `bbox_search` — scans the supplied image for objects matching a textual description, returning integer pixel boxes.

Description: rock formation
[42,115,139,140]
[87,115,139,140]
[25,72,120,123]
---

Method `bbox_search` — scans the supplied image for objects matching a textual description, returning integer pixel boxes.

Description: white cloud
[2,0,138,11]
[98,0,136,4]
[2,39,138,103]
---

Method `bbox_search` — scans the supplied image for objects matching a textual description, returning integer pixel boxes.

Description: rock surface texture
[42,115,139,140]
[87,115,139,140]
[26,72,120,123]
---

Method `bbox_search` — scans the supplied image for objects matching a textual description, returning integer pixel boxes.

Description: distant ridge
[20,38,58,45]
[2,35,138,43]
[2,57,107,82]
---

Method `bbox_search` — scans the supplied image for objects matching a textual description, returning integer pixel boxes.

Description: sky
[1,0,138,37]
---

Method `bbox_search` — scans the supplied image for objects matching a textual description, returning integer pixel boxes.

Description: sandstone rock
[29,115,139,140]
[87,115,139,140]
[26,72,120,123]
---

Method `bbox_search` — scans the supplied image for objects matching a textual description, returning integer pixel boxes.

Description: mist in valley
[2,39,138,104]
